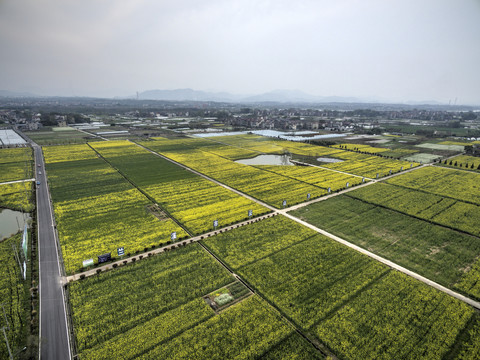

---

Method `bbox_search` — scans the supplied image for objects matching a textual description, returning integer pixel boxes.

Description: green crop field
[290,195,480,290]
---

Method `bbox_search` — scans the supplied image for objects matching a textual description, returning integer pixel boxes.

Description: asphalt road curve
[34,145,71,360]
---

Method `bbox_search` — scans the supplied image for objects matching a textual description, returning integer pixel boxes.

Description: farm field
[140,138,326,208]
[203,216,389,328]
[319,150,418,178]
[43,144,186,274]
[0,234,30,359]
[402,152,440,164]
[437,155,480,171]
[416,142,465,152]
[32,132,480,359]
[209,135,419,178]
[210,135,419,177]
[202,216,477,359]
[140,136,418,207]
[315,271,474,360]
[290,195,480,289]
[348,182,480,238]
[69,244,317,359]
[332,143,390,154]
[25,127,100,145]
[0,181,34,212]
[386,166,480,205]
[453,313,480,359]
[380,148,419,159]
[255,165,365,192]
[89,141,269,234]
[0,147,33,182]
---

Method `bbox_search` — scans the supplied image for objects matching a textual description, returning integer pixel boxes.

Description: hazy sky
[1,0,480,104]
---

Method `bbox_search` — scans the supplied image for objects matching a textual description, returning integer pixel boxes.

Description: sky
[1,0,480,104]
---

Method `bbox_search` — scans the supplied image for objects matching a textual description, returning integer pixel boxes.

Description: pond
[0,208,31,241]
[235,154,294,166]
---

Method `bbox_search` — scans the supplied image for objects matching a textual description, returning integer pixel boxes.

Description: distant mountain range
[0,88,456,106]
[134,88,366,104]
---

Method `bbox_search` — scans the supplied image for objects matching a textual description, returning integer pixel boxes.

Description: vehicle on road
[36,181,41,185]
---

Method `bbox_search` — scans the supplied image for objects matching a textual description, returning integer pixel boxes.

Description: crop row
[0,181,34,212]
[69,244,315,359]
[141,139,326,208]
[89,141,269,234]
[43,144,186,274]
[138,296,292,360]
[290,195,480,288]
[387,166,480,205]
[0,147,33,183]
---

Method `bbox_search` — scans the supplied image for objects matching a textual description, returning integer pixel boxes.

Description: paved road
[34,144,71,360]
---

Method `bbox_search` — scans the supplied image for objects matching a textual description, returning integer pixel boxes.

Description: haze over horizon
[1,0,479,105]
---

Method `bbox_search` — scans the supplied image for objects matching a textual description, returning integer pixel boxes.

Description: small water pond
[0,208,31,241]
[235,154,294,166]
